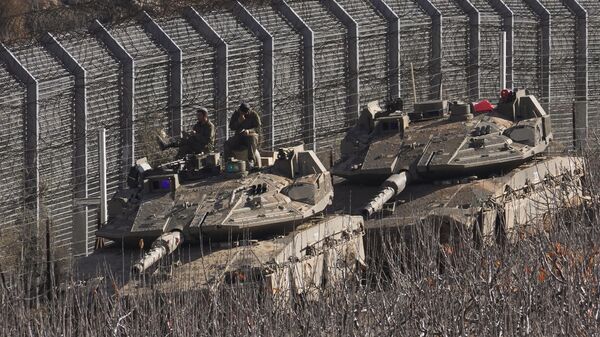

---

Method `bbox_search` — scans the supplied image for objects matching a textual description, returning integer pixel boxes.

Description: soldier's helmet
[239,101,251,113]
[197,106,208,115]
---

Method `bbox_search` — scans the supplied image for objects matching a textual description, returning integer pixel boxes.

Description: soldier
[159,107,215,157]
[224,101,262,167]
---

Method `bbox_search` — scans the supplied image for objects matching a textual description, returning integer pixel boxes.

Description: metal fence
[387,0,434,111]
[0,0,596,257]
[579,0,599,133]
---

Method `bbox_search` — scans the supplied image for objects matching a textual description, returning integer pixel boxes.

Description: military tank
[94,145,364,290]
[86,213,364,297]
[332,89,585,241]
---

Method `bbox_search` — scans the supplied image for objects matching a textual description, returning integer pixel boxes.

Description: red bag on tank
[473,99,495,113]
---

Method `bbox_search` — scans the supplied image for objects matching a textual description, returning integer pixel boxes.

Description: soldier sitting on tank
[158,107,215,157]
[224,102,262,167]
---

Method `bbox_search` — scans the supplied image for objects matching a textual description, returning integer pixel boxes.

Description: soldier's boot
[157,130,182,151]
[156,129,170,150]
[246,146,261,169]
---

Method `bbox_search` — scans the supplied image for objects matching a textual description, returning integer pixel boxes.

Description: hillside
[0,0,165,42]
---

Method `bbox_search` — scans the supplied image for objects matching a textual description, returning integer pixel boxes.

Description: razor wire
[469,0,503,101]
[244,2,306,149]
[337,0,390,106]
[286,0,351,148]
[202,8,265,143]
[578,0,600,130]
[537,0,577,146]
[386,0,433,112]
[0,0,595,263]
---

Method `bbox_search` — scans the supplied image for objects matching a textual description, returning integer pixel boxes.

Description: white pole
[411,62,417,103]
[99,128,108,225]
[499,31,507,90]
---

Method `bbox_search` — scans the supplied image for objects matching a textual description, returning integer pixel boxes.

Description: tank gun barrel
[132,231,183,274]
[361,172,408,218]
[157,158,188,171]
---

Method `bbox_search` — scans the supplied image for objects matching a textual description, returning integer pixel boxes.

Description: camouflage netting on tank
[0,63,25,241]
[470,0,503,100]
[11,41,75,253]
[201,8,263,143]
[57,32,124,252]
[386,0,432,111]
[503,0,543,99]
[242,1,305,148]
[428,0,470,101]
[538,0,576,147]
[337,0,389,106]
[157,16,218,142]
[287,0,349,149]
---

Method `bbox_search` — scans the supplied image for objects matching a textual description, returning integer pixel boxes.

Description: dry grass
[0,0,28,41]
[4,216,600,336]
[0,0,277,43]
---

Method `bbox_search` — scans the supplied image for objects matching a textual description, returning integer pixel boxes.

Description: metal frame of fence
[0,0,595,256]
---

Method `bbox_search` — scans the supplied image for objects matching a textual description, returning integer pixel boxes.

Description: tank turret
[96,145,344,274]
[333,89,554,217]
[83,146,365,295]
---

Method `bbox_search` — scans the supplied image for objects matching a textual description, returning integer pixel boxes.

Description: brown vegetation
[0,0,29,41]
[0,0,136,43]
[0,0,276,43]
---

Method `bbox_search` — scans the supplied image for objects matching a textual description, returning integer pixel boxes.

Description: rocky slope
[0,0,167,42]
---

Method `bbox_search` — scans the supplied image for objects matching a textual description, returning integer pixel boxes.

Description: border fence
[0,0,594,258]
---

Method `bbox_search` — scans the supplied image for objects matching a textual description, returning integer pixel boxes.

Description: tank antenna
[411,62,417,103]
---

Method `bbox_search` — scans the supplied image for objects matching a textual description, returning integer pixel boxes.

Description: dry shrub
[0,0,280,43]
[0,226,20,272]
[0,0,28,41]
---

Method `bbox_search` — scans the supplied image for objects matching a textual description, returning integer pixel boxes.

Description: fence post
[183,7,229,146]
[140,12,183,138]
[499,31,506,90]
[322,0,360,118]
[371,0,400,100]
[41,33,90,256]
[414,0,442,100]
[274,0,317,150]
[232,1,275,150]
[563,0,588,150]
[488,0,513,88]
[98,129,108,227]
[523,0,550,109]
[455,0,480,100]
[0,44,40,235]
[90,20,135,177]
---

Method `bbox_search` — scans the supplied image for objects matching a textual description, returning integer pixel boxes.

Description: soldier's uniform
[224,106,262,163]
[161,120,215,157]
[178,120,215,156]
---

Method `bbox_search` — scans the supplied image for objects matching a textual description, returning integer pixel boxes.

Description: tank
[355,156,583,243]
[94,145,365,288]
[332,89,589,247]
[84,214,364,297]
[333,89,555,216]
